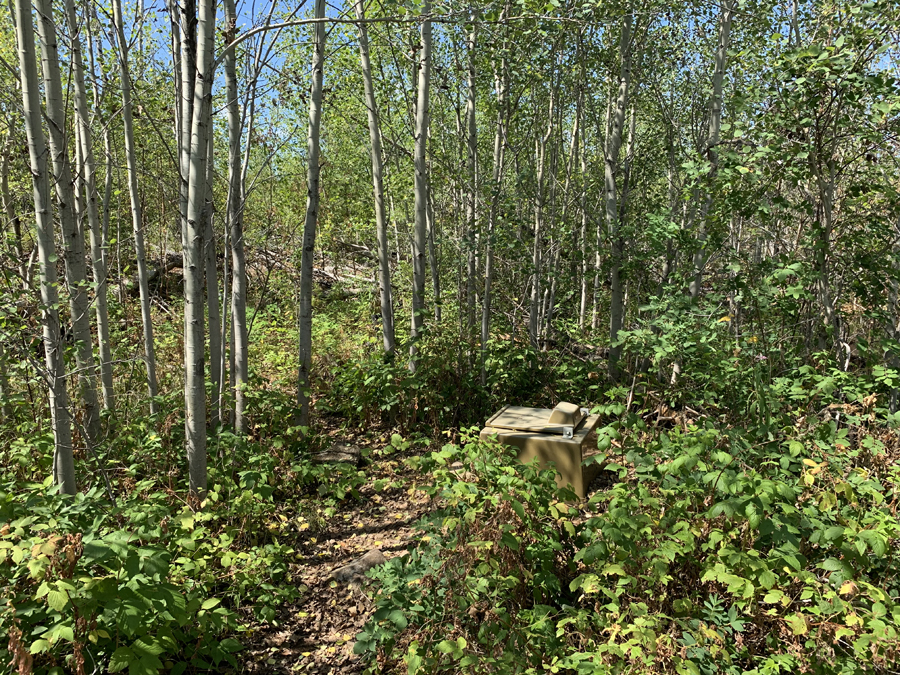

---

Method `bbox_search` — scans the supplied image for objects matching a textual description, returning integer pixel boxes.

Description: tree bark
[426,171,440,322]
[607,13,634,381]
[36,0,102,449]
[530,89,556,349]
[464,14,478,355]
[355,0,395,355]
[689,0,735,301]
[113,0,159,412]
[544,88,582,348]
[65,0,115,412]
[204,133,221,429]
[297,0,326,425]
[409,4,432,372]
[481,50,508,385]
[182,0,216,495]
[16,0,75,494]
[224,0,249,431]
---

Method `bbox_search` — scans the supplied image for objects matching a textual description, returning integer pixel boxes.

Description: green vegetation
[2,0,899,672]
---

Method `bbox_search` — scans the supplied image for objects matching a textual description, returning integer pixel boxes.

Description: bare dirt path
[241,436,434,674]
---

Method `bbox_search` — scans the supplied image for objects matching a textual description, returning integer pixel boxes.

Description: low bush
[355,389,900,674]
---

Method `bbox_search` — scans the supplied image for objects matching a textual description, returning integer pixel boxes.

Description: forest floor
[240,429,434,674]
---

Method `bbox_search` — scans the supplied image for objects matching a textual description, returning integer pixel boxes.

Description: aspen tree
[112,0,159,412]
[297,0,326,426]
[64,0,114,411]
[16,0,75,493]
[224,0,249,431]
[689,0,735,301]
[480,45,507,386]
[464,13,478,353]
[355,0,395,355]
[606,12,635,381]
[35,0,102,448]
[183,0,216,495]
[409,2,432,372]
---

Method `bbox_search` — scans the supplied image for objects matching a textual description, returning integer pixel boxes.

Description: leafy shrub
[356,390,900,674]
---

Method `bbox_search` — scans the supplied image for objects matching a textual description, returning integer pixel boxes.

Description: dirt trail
[241,440,433,674]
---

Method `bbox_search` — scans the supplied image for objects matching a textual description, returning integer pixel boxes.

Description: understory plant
[355,385,900,674]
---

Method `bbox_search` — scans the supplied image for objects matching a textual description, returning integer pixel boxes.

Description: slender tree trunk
[113,0,159,412]
[592,86,614,333]
[409,4,432,372]
[426,172,440,322]
[545,92,582,347]
[481,53,507,386]
[578,102,589,330]
[36,0,102,449]
[464,15,478,356]
[224,0,249,431]
[355,0,395,355]
[16,0,75,494]
[204,133,220,429]
[297,0,326,424]
[182,0,216,495]
[689,0,735,301]
[65,0,115,412]
[607,14,634,381]
[531,90,555,348]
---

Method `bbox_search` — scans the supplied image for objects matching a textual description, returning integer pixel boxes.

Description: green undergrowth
[355,385,900,674]
[0,397,367,675]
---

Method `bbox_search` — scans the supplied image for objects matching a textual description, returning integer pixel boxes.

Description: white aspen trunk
[689,0,735,301]
[204,133,221,429]
[592,86,614,332]
[36,0,102,449]
[112,0,159,412]
[544,95,582,347]
[224,0,249,432]
[183,0,216,495]
[480,53,507,386]
[85,5,112,273]
[607,14,634,381]
[465,16,478,353]
[426,172,440,322]
[65,0,115,412]
[297,0,326,424]
[16,0,75,494]
[355,0,395,354]
[578,103,589,330]
[530,91,555,348]
[0,339,9,420]
[410,4,432,372]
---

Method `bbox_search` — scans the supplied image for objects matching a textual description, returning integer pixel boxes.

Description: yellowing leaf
[786,613,808,635]
[839,581,857,596]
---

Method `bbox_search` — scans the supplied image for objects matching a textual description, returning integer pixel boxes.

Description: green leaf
[388,610,408,630]
[758,570,777,589]
[29,639,51,654]
[109,647,136,673]
[129,654,163,675]
[200,597,221,610]
[47,589,68,612]
[500,532,520,551]
[219,638,242,653]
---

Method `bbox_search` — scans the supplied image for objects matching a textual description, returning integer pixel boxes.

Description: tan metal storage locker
[479,402,601,499]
